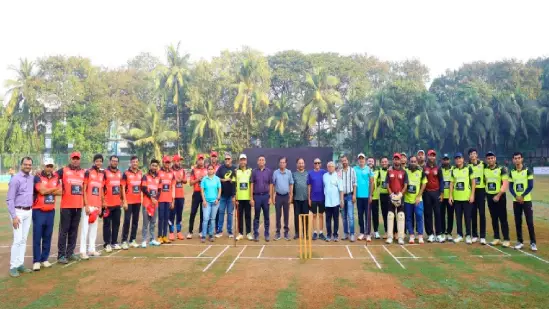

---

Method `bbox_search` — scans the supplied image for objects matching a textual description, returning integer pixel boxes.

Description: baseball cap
[417,150,425,155]
[70,151,81,159]
[239,154,247,160]
[485,151,496,157]
[224,152,232,159]
[44,158,55,166]
[172,154,182,162]
[400,152,407,157]
[454,152,463,158]
[210,151,218,157]
[442,153,450,159]
[427,150,436,156]
[197,154,205,160]
[393,153,402,159]
[162,155,171,163]
[357,153,366,159]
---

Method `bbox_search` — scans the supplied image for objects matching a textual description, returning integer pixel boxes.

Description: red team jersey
[33,173,61,211]
[58,167,86,209]
[190,167,207,192]
[386,168,407,194]
[104,168,122,207]
[84,168,104,207]
[157,168,176,203]
[142,173,160,207]
[122,169,143,204]
[423,165,441,192]
[172,167,186,198]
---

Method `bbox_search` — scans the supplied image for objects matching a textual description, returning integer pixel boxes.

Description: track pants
[188,192,203,234]
[33,209,55,263]
[487,194,509,241]
[513,201,536,244]
[472,188,486,238]
[122,203,141,242]
[237,200,252,235]
[142,206,157,242]
[103,206,121,246]
[423,191,442,236]
[440,199,454,235]
[58,208,82,258]
[325,206,340,238]
[405,202,424,235]
[157,202,170,238]
[371,199,380,233]
[454,201,472,237]
[169,198,185,233]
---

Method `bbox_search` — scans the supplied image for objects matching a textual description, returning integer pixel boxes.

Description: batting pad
[397,212,405,239]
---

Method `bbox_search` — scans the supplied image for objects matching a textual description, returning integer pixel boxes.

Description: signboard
[533,166,549,175]
[242,147,333,171]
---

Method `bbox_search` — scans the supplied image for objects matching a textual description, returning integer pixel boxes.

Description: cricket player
[385,153,407,245]
[468,148,486,244]
[509,152,537,251]
[170,154,187,241]
[404,156,427,244]
[354,154,374,241]
[81,154,104,259]
[103,155,123,252]
[483,151,510,247]
[121,156,143,249]
[188,154,207,239]
[423,150,444,243]
[234,154,252,241]
[157,156,175,243]
[449,152,476,244]
[440,154,454,242]
[141,159,161,247]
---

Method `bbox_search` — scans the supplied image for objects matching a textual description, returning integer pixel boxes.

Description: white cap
[44,158,55,166]
[357,153,366,159]
[239,154,247,159]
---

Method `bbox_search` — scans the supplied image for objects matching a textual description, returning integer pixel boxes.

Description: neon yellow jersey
[509,167,534,202]
[404,169,427,204]
[372,169,380,200]
[468,161,485,189]
[483,165,508,195]
[441,166,453,199]
[375,168,389,199]
[451,166,475,201]
[235,168,252,201]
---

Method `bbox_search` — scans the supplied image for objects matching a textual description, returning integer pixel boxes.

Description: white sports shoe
[130,240,139,248]
[141,241,147,248]
[374,232,381,239]
[105,245,113,253]
[472,237,478,243]
[366,235,372,242]
[398,238,405,245]
[418,236,424,244]
[246,233,253,241]
[186,233,193,239]
[358,233,365,241]
[437,235,444,243]
[41,261,52,268]
[33,262,41,271]
[121,242,129,250]
[480,238,486,245]
[427,235,435,243]
[113,244,122,250]
[386,238,393,244]
[215,233,223,238]
[466,236,472,244]
[514,242,524,250]
[409,235,415,244]
[80,253,90,260]
[236,234,243,241]
[447,234,453,241]
[531,243,538,251]
[454,236,463,243]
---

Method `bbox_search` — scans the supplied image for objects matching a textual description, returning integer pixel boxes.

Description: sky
[1,0,548,93]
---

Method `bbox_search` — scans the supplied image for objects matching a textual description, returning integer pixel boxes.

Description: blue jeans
[405,201,424,235]
[341,194,355,235]
[216,196,234,235]
[32,209,55,263]
[202,201,220,237]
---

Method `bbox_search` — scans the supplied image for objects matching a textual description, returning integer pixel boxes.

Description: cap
[417,150,425,155]
[44,158,55,166]
[357,153,366,159]
[427,150,436,156]
[442,153,450,159]
[224,152,232,158]
[239,154,247,160]
[485,151,496,157]
[210,151,218,157]
[172,154,182,162]
[393,153,402,159]
[162,155,171,163]
[70,151,81,159]
[146,204,156,217]
[454,152,463,158]
[400,152,407,157]
[196,154,205,160]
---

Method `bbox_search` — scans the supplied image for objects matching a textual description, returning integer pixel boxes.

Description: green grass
[274,279,298,309]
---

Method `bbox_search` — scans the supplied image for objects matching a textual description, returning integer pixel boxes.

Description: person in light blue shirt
[323,161,343,242]
[200,165,222,243]
[354,153,375,241]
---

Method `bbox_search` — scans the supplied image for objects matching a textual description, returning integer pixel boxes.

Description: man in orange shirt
[121,156,143,249]
[103,155,123,252]
[157,156,176,244]
[210,151,220,172]
[187,154,207,239]
[80,154,104,259]
[169,154,187,240]
[56,152,86,264]
[141,159,162,247]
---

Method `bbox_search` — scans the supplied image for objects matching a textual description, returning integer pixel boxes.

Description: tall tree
[189,99,225,153]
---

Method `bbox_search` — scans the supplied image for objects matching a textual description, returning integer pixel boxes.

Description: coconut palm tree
[365,92,401,141]
[189,99,225,151]
[412,92,447,147]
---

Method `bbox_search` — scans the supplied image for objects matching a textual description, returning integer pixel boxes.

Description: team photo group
[6,148,538,278]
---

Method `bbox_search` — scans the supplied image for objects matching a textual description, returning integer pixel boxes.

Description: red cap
[393,153,401,159]
[197,154,205,160]
[172,154,182,162]
[427,150,437,156]
[146,204,156,217]
[210,151,218,157]
[70,151,81,159]
[88,208,100,224]
[162,155,171,163]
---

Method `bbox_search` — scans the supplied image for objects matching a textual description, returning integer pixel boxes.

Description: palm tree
[412,92,447,147]
[126,103,178,160]
[266,96,291,147]
[365,92,401,142]
[189,100,225,151]
[155,42,190,153]
[337,99,367,155]
[301,68,342,146]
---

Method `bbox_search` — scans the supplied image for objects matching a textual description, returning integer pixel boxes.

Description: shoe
[228,234,234,239]
[236,234,243,241]
[265,235,271,242]
[69,254,81,262]
[427,235,435,243]
[42,261,53,268]
[209,236,215,242]
[186,233,193,239]
[33,262,41,271]
[201,237,206,243]
[418,236,424,244]
[375,232,381,239]
[325,236,332,242]
[150,240,161,246]
[454,236,463,243]
[480,238,486,245]
[398,238,405,245]
[199,233,203,238]
[350,234,356,242]
[472,237,478,243]
[358,233,365,241]
[284,233,290,241]
[130,240,140,248]
[80,253,89,260]
[247,233,253,241]
[531,243,538,251]
[383,233,388,239]
[366,235,372,242]
[113,244,122,250]
[254,236,259,242]
[386,238,393,244]
[440,235,446,243]
[490,239,501,246]
[141,241,147,248]
[502,241,511,248]
[121,242,129,250]
[9,268,20,278]
[274,233,281,241]
[58,256,69,264]
[447,234,453,241]
[169,233,175,241]
[334,237,339,242]
[293,235,299,240]
[162,237,171,244]
[319,233,326,241]
[215,233,223,238]
[466,236,472,244]
[409,235,415,244]
[514,242,524,250]
[342,234,349,241]
[105,245,113,253]
[177,232,185,240]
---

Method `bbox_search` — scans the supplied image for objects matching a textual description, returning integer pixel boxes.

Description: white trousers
[10,208,32,269]
[79,207,99,254]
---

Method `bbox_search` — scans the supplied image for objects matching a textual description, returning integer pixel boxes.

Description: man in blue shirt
[354,153,374,241]
[272,157,294,241]
[308,158,327,240]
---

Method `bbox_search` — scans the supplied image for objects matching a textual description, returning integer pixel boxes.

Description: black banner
[242,147,333,171]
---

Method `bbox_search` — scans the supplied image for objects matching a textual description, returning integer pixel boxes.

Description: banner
[242,147,333,171]
[533,166,549,175]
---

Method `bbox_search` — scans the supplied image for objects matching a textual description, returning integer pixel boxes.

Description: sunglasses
[225,158,231,160]
[314,162,321,164]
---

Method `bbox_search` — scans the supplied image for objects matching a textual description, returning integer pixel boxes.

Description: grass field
[0,178,548,309]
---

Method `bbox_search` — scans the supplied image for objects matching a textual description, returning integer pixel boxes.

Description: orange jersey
[84,168,104,207]
[33,173,61,211]
[122,169,143,204]
[104,168,122,207]
[142,173,160,207]
[172,167,186,198]
[190,167,207,192]
[57,167,86,209]
[157,168,175,203]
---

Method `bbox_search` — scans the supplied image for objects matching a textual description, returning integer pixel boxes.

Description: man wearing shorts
[308,158,326,240]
